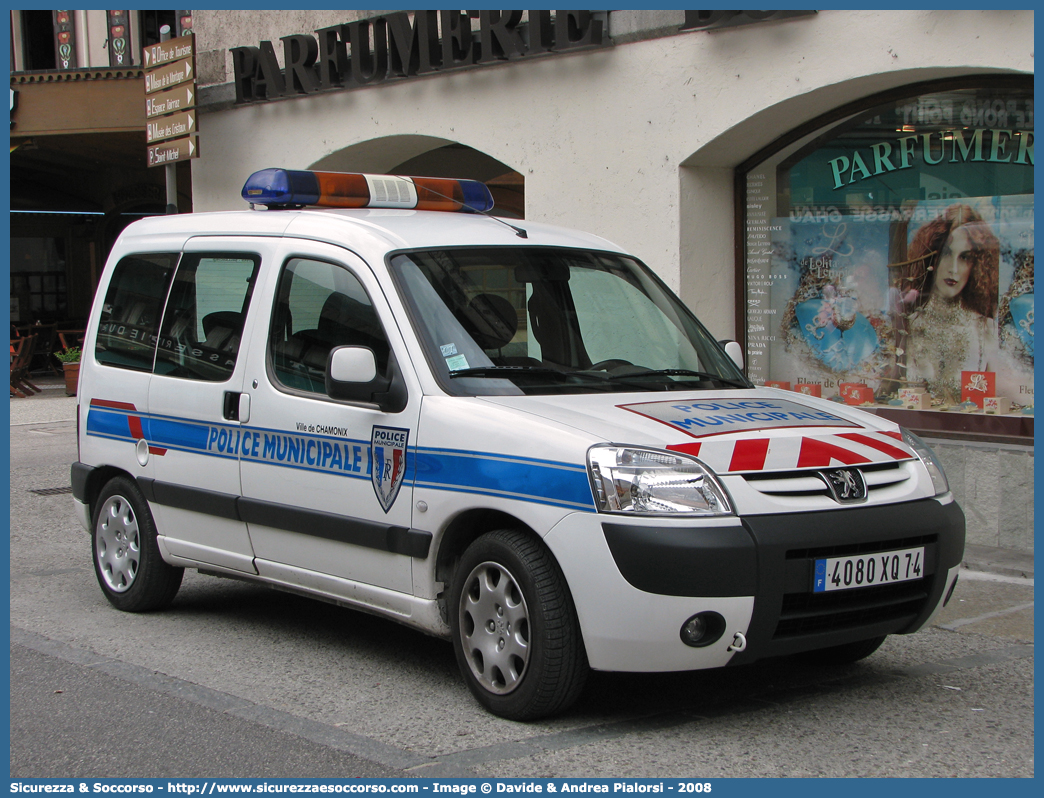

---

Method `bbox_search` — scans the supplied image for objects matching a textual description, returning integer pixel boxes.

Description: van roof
[115,208,627,256]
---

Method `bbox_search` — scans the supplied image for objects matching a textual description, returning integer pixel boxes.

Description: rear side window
[269,258,390,394]
[153,254,260,381]
[95,254,178,371]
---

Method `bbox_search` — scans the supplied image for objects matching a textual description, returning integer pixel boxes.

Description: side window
[95,253,178,371]
[269,258,390,395]
[153,254,260,381]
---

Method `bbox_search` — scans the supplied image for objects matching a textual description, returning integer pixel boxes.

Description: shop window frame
[732,74,1034,444]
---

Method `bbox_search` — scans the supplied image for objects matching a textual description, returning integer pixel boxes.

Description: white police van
[72,168,965,720]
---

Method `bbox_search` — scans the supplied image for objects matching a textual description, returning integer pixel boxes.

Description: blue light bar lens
[459,180,495,213]
[241,168,320,206]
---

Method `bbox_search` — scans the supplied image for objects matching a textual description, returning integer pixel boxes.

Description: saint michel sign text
[231,10,607,104]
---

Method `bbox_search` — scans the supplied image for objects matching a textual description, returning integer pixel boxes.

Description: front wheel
[450,529,587,720]
[92,475,183,612]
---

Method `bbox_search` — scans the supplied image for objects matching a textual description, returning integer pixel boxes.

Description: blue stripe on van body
[147,415,211,451]
[414,448,595,511]
[86,408,594,512]
[85,406,137,441]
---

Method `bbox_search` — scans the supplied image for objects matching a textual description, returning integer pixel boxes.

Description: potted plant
[55,346,82,396]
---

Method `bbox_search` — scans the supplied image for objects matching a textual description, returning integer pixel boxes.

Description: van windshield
[390,247,750,396]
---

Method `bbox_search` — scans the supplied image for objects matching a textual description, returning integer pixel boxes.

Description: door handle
[222,391,240,421]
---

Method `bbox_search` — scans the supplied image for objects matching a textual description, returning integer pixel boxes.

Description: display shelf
[864,406,1034,446]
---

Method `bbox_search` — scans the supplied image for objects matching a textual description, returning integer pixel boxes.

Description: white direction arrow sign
[146,110,196,144]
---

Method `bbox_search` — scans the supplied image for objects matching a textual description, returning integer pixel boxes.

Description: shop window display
[743,82,1033,424]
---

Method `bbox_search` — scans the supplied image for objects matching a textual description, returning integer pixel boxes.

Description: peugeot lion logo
[820,467,867,504]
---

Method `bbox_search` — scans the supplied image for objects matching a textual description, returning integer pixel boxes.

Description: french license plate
[813,546,925,593]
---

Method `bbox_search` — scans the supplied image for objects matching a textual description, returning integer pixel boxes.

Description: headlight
[900,427,949,496]
[587,445,733,516]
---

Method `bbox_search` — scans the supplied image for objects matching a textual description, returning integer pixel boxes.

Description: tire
[450,529,588,720]
[92,475,183,612]
[811,635,887,666]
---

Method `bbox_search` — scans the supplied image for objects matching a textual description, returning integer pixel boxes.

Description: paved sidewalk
[10,376,76,425]
[12,376,1034,581]
[962,543,1034,580]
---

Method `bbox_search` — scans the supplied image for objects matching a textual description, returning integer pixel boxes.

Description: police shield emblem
[371,426,409,512]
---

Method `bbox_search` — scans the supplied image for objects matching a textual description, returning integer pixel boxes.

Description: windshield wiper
[608,369,750,389]
[449,366,599,382]
[449,366,749,390]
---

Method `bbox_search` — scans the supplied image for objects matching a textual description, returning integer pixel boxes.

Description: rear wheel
[92,476,183,612]
[450,529,587,720]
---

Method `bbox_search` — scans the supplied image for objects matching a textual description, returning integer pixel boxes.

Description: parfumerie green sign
[828,128,1034,190]
[231,10,608,104]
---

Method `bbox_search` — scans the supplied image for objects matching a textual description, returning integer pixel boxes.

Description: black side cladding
[135,476,432,558]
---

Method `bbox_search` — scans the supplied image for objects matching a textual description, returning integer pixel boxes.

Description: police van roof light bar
[241,168,495,213]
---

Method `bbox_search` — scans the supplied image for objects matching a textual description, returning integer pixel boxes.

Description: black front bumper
[603,498,966,662]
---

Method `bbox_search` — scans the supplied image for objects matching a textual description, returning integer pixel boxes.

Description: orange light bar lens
[314,172,370,208]
[414,177,467,212]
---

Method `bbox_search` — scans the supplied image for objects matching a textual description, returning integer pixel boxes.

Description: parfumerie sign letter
[231,10,608,104]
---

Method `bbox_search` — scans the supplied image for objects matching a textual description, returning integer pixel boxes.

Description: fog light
[679,611,726,648]
[681,615,706,643]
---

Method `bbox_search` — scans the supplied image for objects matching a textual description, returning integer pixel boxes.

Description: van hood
[479,388,916,474]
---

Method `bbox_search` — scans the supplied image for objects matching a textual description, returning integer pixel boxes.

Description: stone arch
[309,134,525,218]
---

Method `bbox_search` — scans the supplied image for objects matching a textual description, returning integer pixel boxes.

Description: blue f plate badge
[371,426,409,513]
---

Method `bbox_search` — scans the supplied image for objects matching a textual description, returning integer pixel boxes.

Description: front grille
[774,580,930,638]
[744,461,910,500]
[774,534,938,639]
[786,533,937,561]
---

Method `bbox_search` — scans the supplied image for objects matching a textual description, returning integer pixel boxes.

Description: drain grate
[30,486,74,496]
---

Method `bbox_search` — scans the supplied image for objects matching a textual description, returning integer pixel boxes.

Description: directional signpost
[146,84,195,119]
[147,136,198,167]
[144,57,194,93]
[146,109,196,143]
[143,31,198,184]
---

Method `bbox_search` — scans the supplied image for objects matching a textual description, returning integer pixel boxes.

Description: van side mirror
[325,346,407,413]
[719,340,744,370]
